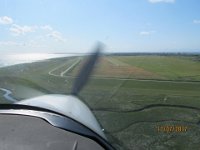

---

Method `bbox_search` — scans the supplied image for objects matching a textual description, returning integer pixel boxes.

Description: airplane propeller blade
[71,42,103,95]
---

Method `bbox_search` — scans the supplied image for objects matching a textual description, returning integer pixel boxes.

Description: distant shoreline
[1,52,199,68]
[105,52,200,56]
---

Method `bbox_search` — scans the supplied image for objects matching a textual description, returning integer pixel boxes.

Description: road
[48,58,81,77]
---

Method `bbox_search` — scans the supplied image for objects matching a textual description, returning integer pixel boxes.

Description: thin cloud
[0,15,66,42]
[0,41,23,46]
[140,30,155,36]
[193,20,200,24]
[0,40,48,49]
[9,24,66,42]
[10,24,37,36]
[0,16,13,25]
[148,0,175,3]
[47,31,66,42]
[40,25,53,31]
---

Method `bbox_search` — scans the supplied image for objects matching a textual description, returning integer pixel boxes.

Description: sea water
[0,53,75,68]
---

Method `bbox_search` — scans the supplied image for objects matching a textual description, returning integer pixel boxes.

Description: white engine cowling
[17,94,106,139]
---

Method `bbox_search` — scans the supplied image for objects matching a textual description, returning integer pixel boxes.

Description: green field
[0,55,200,150]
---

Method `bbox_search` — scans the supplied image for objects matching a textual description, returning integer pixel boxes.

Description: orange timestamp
[157,125,188,133]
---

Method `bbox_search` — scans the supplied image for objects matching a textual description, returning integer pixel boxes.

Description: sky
[0,0,200,54]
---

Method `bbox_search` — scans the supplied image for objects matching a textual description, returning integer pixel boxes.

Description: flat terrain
[0,55,200,150]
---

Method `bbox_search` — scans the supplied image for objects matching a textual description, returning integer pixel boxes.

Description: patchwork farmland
[0,54,200,150]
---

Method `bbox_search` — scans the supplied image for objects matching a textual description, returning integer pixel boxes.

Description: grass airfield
[0,54,200,150]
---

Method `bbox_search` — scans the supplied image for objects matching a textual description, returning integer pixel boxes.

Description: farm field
[0,54,200,150]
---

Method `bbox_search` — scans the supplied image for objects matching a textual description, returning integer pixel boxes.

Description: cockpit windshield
[1,0,200,150]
